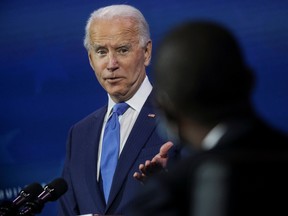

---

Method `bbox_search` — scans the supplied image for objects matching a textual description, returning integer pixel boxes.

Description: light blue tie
[100,102,129,203]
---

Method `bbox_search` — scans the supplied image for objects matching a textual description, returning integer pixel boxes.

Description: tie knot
[113,102,129,116]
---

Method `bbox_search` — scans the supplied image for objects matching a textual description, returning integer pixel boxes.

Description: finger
[139,164,146,173]
[145,160,151,166]
[159,141,174,157]
[133,172,140,179]
[133,172,147,184]
[151,157,164,163]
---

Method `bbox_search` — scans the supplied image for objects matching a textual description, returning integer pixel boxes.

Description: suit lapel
[84,107,107,212]
[106,96,159,208]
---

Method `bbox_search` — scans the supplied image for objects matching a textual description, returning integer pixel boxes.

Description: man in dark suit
[128,21,288,216]
[58,4,173,215]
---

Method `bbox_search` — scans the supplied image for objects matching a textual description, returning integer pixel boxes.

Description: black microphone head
[13,182,43,206]
[22,183,43,198]
[17,179,68,215]
[45,178,68,201]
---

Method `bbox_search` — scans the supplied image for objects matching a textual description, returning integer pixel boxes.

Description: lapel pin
[148,113,156,118]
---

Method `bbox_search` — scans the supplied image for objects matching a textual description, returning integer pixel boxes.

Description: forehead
[89,17,140,46]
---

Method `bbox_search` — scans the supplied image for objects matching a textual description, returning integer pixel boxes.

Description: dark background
[1,0,287,215]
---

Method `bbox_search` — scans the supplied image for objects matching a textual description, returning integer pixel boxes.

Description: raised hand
[133,141,174,184]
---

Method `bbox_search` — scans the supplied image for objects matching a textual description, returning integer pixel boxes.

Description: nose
[107,52,118,72]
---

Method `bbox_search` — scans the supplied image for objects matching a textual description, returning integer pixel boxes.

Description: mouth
[105,77,123,84]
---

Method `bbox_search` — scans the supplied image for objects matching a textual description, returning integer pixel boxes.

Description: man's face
[88,17,152,102]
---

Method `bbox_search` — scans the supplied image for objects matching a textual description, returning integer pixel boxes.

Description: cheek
[123,63,141,81]
[90,62,106,87]
[128,53,145,72]
[91,59,105,76]
[94,70,102,81]
[92,60,102,70]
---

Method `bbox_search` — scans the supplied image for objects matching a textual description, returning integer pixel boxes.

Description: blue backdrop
[1,0,287,215]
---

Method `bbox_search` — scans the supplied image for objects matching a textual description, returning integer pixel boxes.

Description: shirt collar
[202,123,227,150]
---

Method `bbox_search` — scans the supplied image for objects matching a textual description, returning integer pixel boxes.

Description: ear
[144,40,152,66]
[88,52,95,70]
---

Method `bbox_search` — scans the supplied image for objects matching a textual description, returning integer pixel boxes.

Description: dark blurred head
[154,21,254,125]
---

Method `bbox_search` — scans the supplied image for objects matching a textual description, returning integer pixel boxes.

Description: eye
[96,48,108,57]
[117,46,129,55]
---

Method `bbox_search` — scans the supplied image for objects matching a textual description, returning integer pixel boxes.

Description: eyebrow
[92,44,106,50]
[117,44,132,49]
[92,43,133,50]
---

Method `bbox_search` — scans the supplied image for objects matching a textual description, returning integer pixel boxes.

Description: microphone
[18,178,68,216]
[0,183,43,216]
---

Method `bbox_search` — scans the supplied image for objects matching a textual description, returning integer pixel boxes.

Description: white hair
[83,4,150,51]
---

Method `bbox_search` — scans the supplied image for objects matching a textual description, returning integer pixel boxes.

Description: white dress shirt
[97,76,153,180]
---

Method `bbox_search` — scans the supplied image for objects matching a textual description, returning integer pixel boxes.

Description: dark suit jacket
[58,94,168,215]
[127,116,288,216]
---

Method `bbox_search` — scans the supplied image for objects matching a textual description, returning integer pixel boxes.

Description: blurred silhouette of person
[58,4,176,215]
[127,21,288,216]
